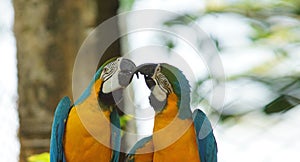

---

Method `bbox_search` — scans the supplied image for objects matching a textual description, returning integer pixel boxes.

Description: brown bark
[14,0,120,161]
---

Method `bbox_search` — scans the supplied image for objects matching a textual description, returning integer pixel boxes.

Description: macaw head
[134,63,192,119]
[94,57,136,107]
[99,57,136,93]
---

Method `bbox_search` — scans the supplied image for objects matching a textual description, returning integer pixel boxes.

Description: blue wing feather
[50,96,72,162]
[193,109,218,162]
[126,135,153,162]
[110,108,121,162]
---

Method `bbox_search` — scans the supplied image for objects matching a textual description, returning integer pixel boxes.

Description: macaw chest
[134,140,154,162]
[153,117,201,162]
[63,104,112,162]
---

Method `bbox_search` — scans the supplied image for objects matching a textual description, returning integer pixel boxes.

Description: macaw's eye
[144,75,156,89]
[103,67,109,73]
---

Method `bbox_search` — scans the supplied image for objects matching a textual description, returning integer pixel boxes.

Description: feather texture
[193,109,218,162]
[50,57,126,162]
[126,136,153,162]
[129,63,218,161]
[50,96,72,162]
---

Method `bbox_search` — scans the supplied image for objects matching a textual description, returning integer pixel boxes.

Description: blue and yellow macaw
[126,136,153,162]
[50,57,136,162]
[126,63,217,162]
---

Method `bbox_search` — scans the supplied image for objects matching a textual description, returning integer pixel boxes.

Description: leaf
[27,152,50,162]
[264,95,300,114]
[249,21,271,41]
[120,115,133,129]
[163,14,199,26]
[119,0,135,11]
[165,39,176,51]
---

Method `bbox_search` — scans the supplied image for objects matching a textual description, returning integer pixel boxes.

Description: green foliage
[163,14,199,26]
[160,0,300,119]
[119,0,135,11]
[249,21,271,41]
[165,39,176,51]
[264,95,300,114]
[27,152,50,162]
[120,114,132,129]
[207,0,300,45]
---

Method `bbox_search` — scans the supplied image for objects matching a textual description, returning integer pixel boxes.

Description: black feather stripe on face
[154,66,173,94]
[145,75,156,89]
[158,64,192,119]
[98,86,123,110]
[135,63,193,119]
[102,60,118,81]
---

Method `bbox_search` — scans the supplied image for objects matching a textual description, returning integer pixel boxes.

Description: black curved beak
[118,58,136,86]
[133,63,158,77]
[132,63,158,89]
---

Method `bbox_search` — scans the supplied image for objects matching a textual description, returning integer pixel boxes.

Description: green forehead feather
[160,63,192,119]
[100,57,119,69]
[95,57,119,79]
[160,63,190,91]
[75,57,120,105]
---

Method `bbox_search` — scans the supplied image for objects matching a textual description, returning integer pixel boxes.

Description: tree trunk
[13,0,120,161]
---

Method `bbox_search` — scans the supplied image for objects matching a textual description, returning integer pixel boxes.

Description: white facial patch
[102,59,122,93]
[152,84,167,102]
[153,65,173,94]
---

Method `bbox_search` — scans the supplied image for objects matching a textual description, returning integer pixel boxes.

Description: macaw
[126,136,153,162]
[50,57,136,162]
[126,63,217,162]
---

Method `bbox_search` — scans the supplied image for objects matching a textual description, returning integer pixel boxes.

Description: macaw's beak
[132,63,158,89]
[133,63,158,77]
[118,58,136,86]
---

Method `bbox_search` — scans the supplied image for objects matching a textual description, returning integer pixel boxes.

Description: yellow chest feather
[153,93,200,162]
[63,79,113,162]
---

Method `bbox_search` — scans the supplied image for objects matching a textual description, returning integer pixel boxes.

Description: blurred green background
[0,0,299,161]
